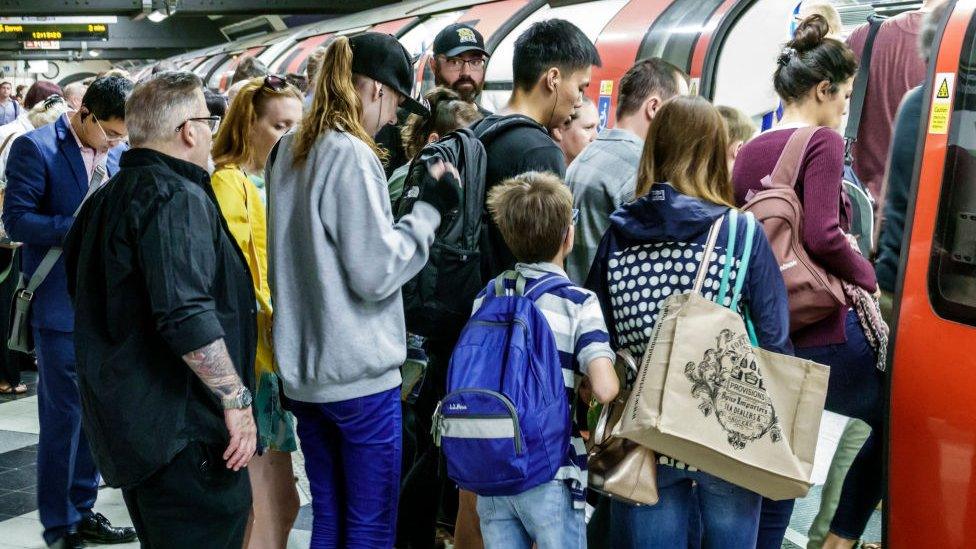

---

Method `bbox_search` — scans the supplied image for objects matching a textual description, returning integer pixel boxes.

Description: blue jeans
[476,480,584,549]
[758,310,884,543]
[34,328,100,545]
[609,464,762,548]
[289,387,402,549]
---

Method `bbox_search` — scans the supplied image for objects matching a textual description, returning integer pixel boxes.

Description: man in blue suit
[3,76,138,549]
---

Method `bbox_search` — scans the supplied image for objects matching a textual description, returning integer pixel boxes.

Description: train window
[929,15,976,326]
[637,0,726,72]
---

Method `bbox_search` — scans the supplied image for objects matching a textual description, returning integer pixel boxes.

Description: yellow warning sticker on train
[599,80,613,96]
[929,72,955,134]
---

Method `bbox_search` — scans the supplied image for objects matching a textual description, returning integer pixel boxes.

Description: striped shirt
[473,262,615,506]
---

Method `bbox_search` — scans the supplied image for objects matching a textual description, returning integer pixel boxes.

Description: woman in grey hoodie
[266,32,461,548]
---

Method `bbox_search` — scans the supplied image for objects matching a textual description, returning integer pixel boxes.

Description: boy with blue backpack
[434,171,619,548]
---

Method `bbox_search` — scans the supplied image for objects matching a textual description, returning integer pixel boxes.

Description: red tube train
[144,0,976,545]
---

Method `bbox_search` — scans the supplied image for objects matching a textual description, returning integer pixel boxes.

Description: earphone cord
[376,86,384,137]
[548,81,559,128]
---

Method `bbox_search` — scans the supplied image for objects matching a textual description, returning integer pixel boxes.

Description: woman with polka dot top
[585,96,792,548]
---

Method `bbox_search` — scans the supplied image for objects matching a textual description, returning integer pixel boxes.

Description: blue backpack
[433,271,572,496]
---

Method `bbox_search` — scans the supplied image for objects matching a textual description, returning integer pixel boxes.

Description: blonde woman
[266,33,460,547]
[210,74,304,548]
[587,96,791,547]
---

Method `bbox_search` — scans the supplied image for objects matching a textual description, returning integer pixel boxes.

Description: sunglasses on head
[262,75,287,92]
[42,94,65,110]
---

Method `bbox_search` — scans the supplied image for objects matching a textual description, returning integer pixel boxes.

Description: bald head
[63,82,88,110]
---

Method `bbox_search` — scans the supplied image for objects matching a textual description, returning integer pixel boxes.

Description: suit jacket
[2,114,124,333]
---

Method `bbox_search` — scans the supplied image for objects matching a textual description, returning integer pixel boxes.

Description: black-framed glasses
[572,208,580,225]
[42,94,65,110]
[437,55,487,73]
[262,74,287,92]
[176,115,221,134]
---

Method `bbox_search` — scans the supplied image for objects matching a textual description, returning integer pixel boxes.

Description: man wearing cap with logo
[375,22,491,176]
[431,22,492,111]
[267,32,460,548]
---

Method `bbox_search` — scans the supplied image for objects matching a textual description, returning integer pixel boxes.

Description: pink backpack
[743,127,845,331]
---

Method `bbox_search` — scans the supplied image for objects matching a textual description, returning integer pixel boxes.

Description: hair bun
[790,14,829,52]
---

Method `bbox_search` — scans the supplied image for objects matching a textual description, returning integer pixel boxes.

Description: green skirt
[255,371,298,452]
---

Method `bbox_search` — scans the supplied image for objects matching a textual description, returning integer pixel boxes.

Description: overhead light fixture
[147,10,168,23]
[89,50,100,57]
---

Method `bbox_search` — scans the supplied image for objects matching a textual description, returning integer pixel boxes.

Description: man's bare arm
[182,338,256,471]
[182,338,244,399]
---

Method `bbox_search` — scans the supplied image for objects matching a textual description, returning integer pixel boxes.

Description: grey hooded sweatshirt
[267,129,440,403]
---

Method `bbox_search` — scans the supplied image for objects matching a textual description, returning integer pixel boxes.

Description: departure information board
[0,23,109,41]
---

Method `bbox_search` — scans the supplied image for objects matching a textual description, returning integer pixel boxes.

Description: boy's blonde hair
[717,105,757,145]
[487,172,573,263]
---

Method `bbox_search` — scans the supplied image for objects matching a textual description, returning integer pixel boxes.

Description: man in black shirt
[64,71,257,548]
[473,18,601,276]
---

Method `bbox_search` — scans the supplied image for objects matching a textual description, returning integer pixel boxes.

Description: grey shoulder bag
[8,165,105,354]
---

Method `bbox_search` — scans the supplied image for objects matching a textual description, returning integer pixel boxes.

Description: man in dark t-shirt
[472,19,601,276]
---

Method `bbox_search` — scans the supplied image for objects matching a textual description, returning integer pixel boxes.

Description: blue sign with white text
[597,95,611,133]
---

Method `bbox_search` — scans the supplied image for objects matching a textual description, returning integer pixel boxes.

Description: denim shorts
[476,480,585,549]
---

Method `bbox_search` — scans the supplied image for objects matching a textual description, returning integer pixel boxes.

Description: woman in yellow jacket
[211,75,304,549]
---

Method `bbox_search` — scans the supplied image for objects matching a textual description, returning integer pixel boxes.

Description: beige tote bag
[614,212,829,500]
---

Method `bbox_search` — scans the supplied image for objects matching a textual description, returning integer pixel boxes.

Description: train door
[888,0,976,546]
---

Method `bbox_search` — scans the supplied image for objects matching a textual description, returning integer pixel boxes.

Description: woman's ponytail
[293,36,385,165]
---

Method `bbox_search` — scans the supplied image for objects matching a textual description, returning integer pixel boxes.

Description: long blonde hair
[635,95,734,208]
[212,76,303,168]
[292,36,385,165]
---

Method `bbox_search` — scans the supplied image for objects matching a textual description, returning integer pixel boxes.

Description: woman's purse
[587,349,659,506]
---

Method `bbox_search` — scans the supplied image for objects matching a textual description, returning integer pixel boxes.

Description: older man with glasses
[3,75,137,549]
[63,70,253,549]
[374,22,492,178]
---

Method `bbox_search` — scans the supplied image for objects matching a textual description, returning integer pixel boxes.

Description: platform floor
[0,371,880,548]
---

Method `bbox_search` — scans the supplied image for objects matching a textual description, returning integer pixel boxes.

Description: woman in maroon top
[732,16,883,549]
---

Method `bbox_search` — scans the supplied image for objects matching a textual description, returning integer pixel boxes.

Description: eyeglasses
[437,56,486,73]
[176,116,222,135]
[572,208,580,225]
[42,94,65,110]
[262,74,287,92]
[92,114,128,145]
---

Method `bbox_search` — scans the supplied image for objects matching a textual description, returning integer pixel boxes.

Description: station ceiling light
[147,10,168,23]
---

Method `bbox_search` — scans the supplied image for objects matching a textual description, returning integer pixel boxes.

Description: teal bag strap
[717,210,738,305]
[730,212,757,312]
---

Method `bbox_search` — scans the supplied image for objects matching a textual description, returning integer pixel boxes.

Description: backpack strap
[717,210,739,305]
[473,115,542,148]
[692,216,725,295]
[524,273,573,302]
[844,14,887,163]
[492,270,526,297]
[763,126,820,190]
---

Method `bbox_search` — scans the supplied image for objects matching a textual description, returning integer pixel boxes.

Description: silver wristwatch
[221,386,253,410]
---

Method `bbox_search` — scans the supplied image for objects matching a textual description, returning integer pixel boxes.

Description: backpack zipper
[434,388,523,454]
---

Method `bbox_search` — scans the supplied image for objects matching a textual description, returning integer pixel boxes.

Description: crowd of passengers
[0,0,947,548]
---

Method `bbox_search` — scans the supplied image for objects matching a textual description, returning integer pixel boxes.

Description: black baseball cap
[433,23,488,58]
[349,32,429,117]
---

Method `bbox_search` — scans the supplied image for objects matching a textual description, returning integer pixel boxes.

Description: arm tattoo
[182,338,243,399]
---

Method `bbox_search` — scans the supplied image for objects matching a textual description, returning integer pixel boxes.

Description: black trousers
[396,339,458,548]
[121,441,251,549]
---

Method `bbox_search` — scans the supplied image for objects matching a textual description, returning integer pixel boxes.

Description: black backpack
[395,116,539,339]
